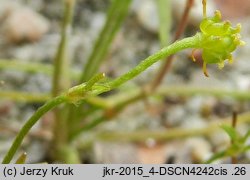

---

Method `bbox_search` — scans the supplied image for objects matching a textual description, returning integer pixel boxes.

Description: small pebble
[3,7,49,43]
[165,105,186,127]
[0,80,5,86]
[180,115,207,129]
[208,130,231,152]
[186,137,212,163]
[93,142,138,163]
[133,0,159,33]
[0,1,20,21]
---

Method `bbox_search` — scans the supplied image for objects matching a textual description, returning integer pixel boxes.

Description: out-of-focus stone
[186,137,212,163]
[3,8,49,43]
[0,1,20,21]
[208,130,231,152]
[137,143,167,164]
[93,142,138,163]
[132,0,159,33]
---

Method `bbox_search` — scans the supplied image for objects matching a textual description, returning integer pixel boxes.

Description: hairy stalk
[67,32,200,139]
[150,0,194,90]
[2,33,222,163]
[80,0,132,82]
[68,0,131,142]
[105,34,200,89]
[70,35,200,138]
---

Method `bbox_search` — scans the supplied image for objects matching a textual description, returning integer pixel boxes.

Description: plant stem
[150,0,194,91]
[69,0,132,139]
[0,59,80,80]
[231,111,238,164]
[67,0,131,138]
[80,0,132,82]
[2,34,203,163]
[2,85,250,106]
[90,112,250,143]
[104,86,250,113]
[1,95,66,164]
[52,0,75,96]
[156,0,172,47]
[1,74,105,163]
[0,91,50,102]
[70,84,250,139]
[68,33,200,139]
[51,0,76,163]
[0,59,51,75]
[69,116,105,140]
[106,34,200,89]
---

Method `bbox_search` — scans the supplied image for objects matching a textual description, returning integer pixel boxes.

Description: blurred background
[0,0,250,164]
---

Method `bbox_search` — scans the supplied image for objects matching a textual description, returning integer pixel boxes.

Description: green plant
[0,0,248,164]
[191,0,244,77]
[205,125,250,164]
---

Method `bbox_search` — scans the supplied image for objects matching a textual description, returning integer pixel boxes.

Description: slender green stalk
[51,0,76,163]
[105,34,200,89]
[69,34,200,139]
[2,84,250,107]
[156,0,171,47]
[0,59,80,80]
[90,112,250,143]
[156,86,250,100]
[69,83,250,139]
[0,91,50,102]
[70,117,105,140]
[1,73,106,164]
[106,86,250,107]
[2,95,66,164]
[52,0,75,96]
[2,34,205,163]
[151,0,194,90]
[80,0,132,82]
[69,0,131,136]
[0,60,52,75]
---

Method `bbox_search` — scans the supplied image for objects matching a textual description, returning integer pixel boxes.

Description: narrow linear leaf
[205,151,226,164]
[80,0,132,82]
[52,0,75,96]
[242,145,250,153]
[242,130,250,143]
[221,125,239,141]
[156,0,172,47]
[0,59,80,80]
